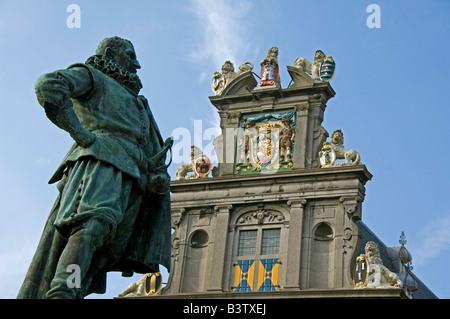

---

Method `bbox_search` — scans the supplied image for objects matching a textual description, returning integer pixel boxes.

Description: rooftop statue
[319,129,360,167]
[17,36,173,299]
[212,60,254,95]
[118,272,162,297]
[354,242,403,289]
[259,47,280,88]
[175,145,212,180]
[293,49,336,83]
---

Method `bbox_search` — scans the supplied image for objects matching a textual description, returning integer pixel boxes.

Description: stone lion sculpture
[222,61,254,87]
[175,146,211,180]
[118,274,147,297]
[294,50,326,81]
[262,46,279,64]
[363,241,402,288]
[320,129,360,167]
[118,273,163,297]
[212,61,254,95]
[329,130,360,166]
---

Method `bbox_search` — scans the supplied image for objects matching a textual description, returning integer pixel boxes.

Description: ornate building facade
[121,48,437,299]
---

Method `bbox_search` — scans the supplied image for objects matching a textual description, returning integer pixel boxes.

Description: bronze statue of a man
[17,36,173,299]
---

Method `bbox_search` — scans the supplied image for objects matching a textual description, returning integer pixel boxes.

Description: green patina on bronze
[17,36,173,299]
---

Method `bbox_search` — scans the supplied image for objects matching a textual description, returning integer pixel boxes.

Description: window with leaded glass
[261,228,281,255]
[238,230,257,256]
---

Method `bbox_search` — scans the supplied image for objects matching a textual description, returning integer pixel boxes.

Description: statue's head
[95,36,141,74]
[268,47,278,57]
[314,50,326,61]
[331,129,344,145]
[221,61,234,74]
[365,241,381,261]
[243,120,255,129]
[281,116,292,126]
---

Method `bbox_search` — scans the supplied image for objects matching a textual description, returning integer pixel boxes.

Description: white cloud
[187,0,256,68]
[410,213,450,267]
[183,0,254,161]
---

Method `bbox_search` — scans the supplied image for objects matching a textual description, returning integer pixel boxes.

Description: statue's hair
[95,36,133,55]
[315,50,326,57]
[281,116,292,123]
[221,61,234,72]
[331,129,344,144]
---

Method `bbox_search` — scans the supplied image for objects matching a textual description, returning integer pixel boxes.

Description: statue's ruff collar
[85,55,143,95]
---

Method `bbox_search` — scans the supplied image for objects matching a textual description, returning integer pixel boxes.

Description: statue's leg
[46,159,133,299]
[46,218,112,299]
[286,147,292,161]
[79,184,143,298]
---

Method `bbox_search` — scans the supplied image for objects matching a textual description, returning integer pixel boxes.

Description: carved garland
[237,209,284,225]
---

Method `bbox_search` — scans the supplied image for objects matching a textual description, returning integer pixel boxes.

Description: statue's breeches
[54,157,138,238]
[47,157,143,298]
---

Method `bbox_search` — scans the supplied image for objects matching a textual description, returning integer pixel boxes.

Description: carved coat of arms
[260,61,279,87]
[194,156,212,178]
[319,57,336,82]
[259,47,280,88]
[237,122,280,173]
[236,112,295,174]
[254,123,279,169]
[353,255,369,288]
[211,72,225,95]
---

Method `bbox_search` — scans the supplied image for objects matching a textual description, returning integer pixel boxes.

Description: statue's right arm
[35,67,96,147]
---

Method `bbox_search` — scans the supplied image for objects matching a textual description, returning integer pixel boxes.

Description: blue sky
[0,0,449,299]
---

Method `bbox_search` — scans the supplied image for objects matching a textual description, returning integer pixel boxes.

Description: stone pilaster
[217,111,240,176]
[284,198,307,289]
[207,204,233,291]
[163,207,186,294]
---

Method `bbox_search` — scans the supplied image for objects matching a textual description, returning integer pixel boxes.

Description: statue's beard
[85,55,143,94]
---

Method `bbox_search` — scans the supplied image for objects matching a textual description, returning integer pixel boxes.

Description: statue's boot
[45,219,111,299]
